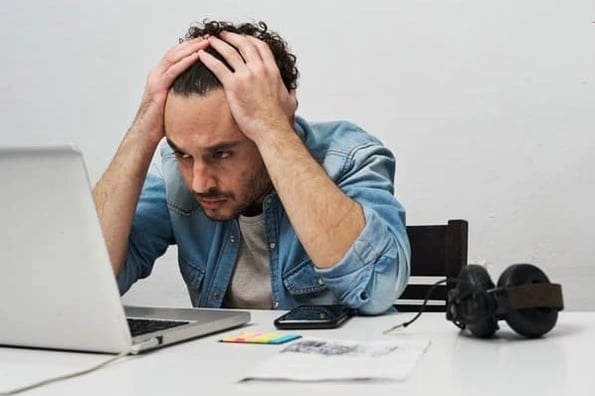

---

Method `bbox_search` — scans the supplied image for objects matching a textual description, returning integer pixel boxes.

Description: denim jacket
[117,117,410,315]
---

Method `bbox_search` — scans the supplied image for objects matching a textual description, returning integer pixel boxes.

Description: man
[93,20,410,315]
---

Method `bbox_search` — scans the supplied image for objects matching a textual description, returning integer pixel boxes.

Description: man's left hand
[197,31,297,143]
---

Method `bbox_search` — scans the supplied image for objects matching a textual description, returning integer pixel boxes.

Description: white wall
[1,0,594,310]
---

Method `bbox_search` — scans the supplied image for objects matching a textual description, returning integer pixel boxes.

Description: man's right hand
[93,37,208,276]
[131,37,210,145]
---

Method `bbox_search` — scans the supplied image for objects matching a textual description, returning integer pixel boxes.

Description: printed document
[241,337,430,382]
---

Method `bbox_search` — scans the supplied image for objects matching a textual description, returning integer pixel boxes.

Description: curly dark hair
[171,20,299,96]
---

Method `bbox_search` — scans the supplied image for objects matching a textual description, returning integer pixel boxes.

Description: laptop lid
[0,146,249,354]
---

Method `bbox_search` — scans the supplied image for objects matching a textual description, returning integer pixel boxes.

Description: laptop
[0,146,250,354]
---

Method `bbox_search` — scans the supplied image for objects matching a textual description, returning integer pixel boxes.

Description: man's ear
[288,89,298,125]
[289,90,298,110]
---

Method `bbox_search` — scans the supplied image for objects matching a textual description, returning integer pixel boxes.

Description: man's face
[164,89,271,221]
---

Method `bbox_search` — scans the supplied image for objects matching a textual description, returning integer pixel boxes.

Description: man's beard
[195,164,272,221]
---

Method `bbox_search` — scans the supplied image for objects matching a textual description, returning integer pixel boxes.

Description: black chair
[394,219,468,312]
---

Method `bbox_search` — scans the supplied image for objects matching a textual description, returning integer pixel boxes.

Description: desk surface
[1,311,594,396]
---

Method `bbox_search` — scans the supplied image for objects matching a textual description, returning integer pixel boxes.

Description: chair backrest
[394,219,468,312]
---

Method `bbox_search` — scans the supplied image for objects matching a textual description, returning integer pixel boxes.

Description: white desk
[1,311,594,395]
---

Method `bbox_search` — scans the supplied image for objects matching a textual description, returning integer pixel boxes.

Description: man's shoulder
[294,117,394,182]
[295,116,385,155]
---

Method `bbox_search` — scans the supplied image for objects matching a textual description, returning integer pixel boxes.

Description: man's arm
[93,37,208,274]
[198,32,364,269]
[255,130,365,269]
[199,32,410,314]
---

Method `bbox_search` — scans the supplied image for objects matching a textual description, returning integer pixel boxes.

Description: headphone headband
[492,283,564,314]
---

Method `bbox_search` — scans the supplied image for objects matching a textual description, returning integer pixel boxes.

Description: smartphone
[273,304,355,330]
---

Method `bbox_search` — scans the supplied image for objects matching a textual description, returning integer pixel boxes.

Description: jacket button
[269,242,276,250]
[273,301,280,308]
[317,278,325,285]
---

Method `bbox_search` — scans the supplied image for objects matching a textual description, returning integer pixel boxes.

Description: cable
[383,278,449,334]
[0,350,133,395]
[0,335,158,394]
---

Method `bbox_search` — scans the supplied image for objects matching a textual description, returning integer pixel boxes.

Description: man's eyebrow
[166,138,184,153]
[203,141,242,152]
[166,138,242,153]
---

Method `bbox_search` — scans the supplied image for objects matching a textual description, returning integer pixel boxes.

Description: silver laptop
[0,146,250,354]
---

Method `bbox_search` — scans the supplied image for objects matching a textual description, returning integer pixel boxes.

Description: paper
[240,337,430,382]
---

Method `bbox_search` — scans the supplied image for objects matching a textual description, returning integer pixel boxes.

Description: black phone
[273,304,355,330]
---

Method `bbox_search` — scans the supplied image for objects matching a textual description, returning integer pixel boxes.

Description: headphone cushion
[456,265,498,338]
[497,264,559,338]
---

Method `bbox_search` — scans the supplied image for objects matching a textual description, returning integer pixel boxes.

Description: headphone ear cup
[497,264,559,338]
[456,265,498,338]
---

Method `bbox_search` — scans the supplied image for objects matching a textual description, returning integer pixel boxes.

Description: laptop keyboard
[127,318,190,337]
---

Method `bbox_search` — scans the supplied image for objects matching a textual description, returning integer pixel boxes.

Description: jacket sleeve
[116,163,174,294]
[314,140,410,315]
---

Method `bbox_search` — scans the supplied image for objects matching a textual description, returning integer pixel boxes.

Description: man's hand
[93,37,208,275]
[133,37,209,144]
[197,32,298,144]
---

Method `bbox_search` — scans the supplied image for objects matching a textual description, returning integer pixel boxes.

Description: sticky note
[220,332,302,344]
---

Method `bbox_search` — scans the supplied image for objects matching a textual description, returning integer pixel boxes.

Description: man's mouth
[197,197,227,209]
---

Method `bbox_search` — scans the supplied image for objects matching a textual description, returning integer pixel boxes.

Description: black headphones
[446,264,564,338]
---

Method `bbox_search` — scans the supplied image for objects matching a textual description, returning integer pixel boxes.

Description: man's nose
[191,160,217,194]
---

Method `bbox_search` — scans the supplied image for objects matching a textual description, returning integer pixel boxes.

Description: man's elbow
[356,251,410,316]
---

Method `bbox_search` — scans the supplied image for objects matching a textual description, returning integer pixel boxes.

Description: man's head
[164,20,298,221]
[171,20,299,96]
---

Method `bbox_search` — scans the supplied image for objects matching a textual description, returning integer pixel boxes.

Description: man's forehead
[164,90,248,150]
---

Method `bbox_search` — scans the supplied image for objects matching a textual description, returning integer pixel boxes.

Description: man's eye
[174,151,192,160]
[215,151,231,159]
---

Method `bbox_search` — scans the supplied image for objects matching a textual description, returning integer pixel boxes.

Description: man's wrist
[251,121,298,153]
[125,123,163,152]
